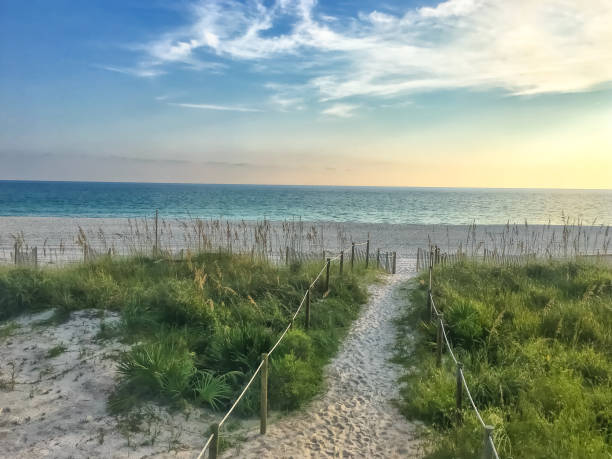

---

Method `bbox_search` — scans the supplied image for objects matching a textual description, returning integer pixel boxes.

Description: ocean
[0,181,610,224]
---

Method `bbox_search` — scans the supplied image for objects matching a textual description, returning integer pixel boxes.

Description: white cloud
[170,103,262,112]
[127,0,612,98]
[95,64,165,78]
[322,103,359,118]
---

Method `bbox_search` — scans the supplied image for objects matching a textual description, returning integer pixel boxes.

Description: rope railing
[426,247,501,459]
[194,239,394,458]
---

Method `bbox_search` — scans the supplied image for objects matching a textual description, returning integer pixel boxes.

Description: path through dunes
[222,259,422,458]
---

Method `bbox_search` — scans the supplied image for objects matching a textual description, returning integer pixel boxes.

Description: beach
[1,216,609,266]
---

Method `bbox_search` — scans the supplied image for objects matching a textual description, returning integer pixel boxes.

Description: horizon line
[0,179,610,192]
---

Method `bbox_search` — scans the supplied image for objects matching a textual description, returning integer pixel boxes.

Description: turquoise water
[0,181,610,224]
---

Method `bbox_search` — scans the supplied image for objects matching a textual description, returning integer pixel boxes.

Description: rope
[219,359,265,428]
[489,436,500,459]
[440,323,458,365]
[195,434,215,459]
[310,264,327,289]
[268,323,292,357]
[292,290,309,321]
[353,241,368,247]
[460,368,486,428]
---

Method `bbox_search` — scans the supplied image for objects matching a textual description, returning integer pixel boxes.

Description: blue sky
[1,0,611,188]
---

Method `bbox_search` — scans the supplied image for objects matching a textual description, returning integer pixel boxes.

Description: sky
[0,0,611,188]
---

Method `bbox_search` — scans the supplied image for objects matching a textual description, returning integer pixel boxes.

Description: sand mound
[0,310,212,459]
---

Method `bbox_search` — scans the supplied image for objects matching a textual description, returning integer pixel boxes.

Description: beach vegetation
[395,260,612,458]
[0,251,375,417]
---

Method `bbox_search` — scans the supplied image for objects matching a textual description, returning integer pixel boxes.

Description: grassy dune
[395,261,612,458]
[0,253,376,417]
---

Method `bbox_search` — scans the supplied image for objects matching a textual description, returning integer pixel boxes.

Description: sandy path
[222,258,422,458]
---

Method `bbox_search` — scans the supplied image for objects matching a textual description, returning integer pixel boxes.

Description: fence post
[260,353,268,435]
[365,239,370,268]
[385,251,389,273]
[351,243,355,271]
[209,423,219,459]
[376,248,380,269]
[154,209,159,256]
[286,246,289,265]
[325,258,330,291]
[456,363,463,423]
[305,288,311,330]
[417,248,420,271]
[339,250,344,275]
[482,425,494,459]
[428,248,433,319]
[13,242,18,265]
[436,313,443,367]
[32,247,38,267]
[392,251,397,274]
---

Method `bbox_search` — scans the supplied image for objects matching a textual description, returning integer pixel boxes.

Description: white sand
[221,258,423,458]
[0,310,215,459]
[1,216,607,266]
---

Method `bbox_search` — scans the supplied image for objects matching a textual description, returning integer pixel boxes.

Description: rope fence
[193,239,394,459]
[426,246,501,459]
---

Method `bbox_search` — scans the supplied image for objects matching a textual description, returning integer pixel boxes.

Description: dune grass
[395,260,612,458]
[0,252,376,416]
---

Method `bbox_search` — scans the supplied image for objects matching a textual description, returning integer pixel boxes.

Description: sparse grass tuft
[46,343,67,358]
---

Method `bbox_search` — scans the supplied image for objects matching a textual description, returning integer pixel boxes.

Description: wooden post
[428,249,433,319]
[154,209,159,256]
[339,251,344,275]
[392,251,397,274]
[385,251,389,272]
[260,353,268,435]
[351,243,355,271]
[436,313,443,367]
[376,248,380,269]
[365,240,370,268]
[417,248,420,271]
[305,288,311,329]
[456,363,463,423]
[482,425,494,459]
[325,258,330,292]
[286,246,289,265]
[32,247,38,267]
[14,242,18,265]
[209,423,219,459]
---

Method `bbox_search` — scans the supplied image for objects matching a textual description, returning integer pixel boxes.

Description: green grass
[46,343,68,358]
[395,260,612,459]
[0,252,376,416]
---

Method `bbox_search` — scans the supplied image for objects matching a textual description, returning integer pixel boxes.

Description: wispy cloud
[95,64,165,78]
[321,103,359,118]
[170,103,262,112]
[126,0,612,99]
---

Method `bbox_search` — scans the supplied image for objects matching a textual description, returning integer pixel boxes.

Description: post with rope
[260,353,268,435]
[365,239,370,268]
[154,209,159,256]
[482,425,494,459]
[351,242,355,271]
[305,288,311,330]
[392,251,397,274]
[456,362,463,423]
[339,250,344,275]
[428,248,433,319]
[325,258,331,292]
[209,423,219,459]
[436,313,443,367]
